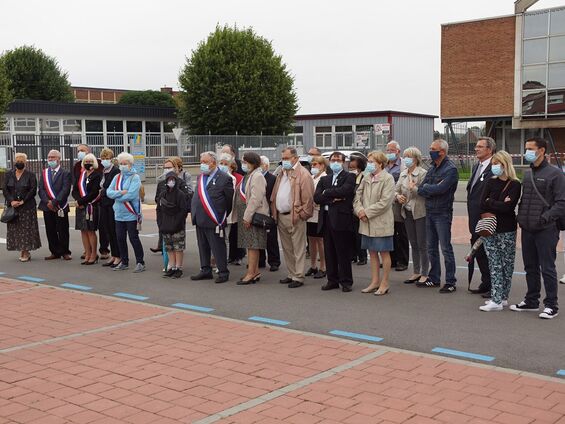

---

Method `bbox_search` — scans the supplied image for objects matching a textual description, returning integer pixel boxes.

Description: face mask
[15,162,25,170]
[403,157,414,168]
[524,150,537,163]
[365,162,376,174]
[429,151,441,161]
[163,167,175,176]
[386,153,396,162]
[350,169,359,175]
[311,167,320,176]
[84,163,93,171]
[77,151,86,161]
[101,159,112,169]
[200,163,210,174]
[282,160,293,170]
[119,165,130,173]
[330,162,342,173]
[167,180,176,188]
[241,163,249,173]
[305,155,313,163]
[219,165,230,174]
[48,160,58,169]
[491,164,503,177]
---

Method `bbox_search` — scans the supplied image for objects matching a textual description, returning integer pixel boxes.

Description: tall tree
[118,90,176,108]
[178,25,298,135]
[0,46,73,102]
[0,64,12,130]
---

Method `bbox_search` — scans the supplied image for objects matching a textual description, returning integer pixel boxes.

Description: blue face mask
[330,162,343,173]
[365,162,376,174]
[429,151,441,161]
[305,155,313,163]
[282,160,293,170]
[219,164,230,174]
[119,165,129,173]
[403,157,414,168]
[524,150,538,163]
[491,164,503,176]
[101,159,112,169]
[47,160,58,169]
[200,163,210,174]
[77,151,86,161]
[386,153,397,162]
[311,167,320,176]
[241,163,249,173]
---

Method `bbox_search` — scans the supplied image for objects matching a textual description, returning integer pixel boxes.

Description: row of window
[5,118,177,133]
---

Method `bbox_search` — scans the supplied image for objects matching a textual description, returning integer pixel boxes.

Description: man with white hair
[417,139,459,293]
[38,149,72,260]
[191,151,234,283]
[259,155,280,271]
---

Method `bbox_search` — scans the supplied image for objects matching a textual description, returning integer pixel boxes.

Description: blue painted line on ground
[172,303,215,313]
[248,316,290,326]
[17,275,45,283]
[61,283,92,291]
[557,369,565,376]
[329,330,383,343]
[113,292,149,301]
[432,347,495,362]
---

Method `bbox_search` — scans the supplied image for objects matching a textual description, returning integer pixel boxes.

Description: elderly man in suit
[38,149,73,260]
[467,136,495,296]
[314,151,357,292]
[259,155,281,272]
[191,151,235,284]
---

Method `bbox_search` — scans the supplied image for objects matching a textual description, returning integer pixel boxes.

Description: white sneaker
[484,299,508,307]
[539,308,559,319]
[133,263,146,273]
[479,300,503,312]
[560,274,565,284]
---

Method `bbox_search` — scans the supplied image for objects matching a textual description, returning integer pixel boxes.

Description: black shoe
[279,277,292,284]
[163,268,176,278]
[288,281,304,288]
[439,285,456,293]
[149,247,162,253]
[469,287,490,294]
[171,269,183,279]
[481,292,491,299]
[416,278,440,288]
[509,301,539,312]
[403,276,421,284]
[269,265,279,272]
[321,283,339,291]
[395,264,408,271]
[342,286,352,292]
[305,267,318,277]
[191,272,214,281]
[313,270,326,279]
[357,259,367,266]
[215,275,229,284]
[351,258,358,263]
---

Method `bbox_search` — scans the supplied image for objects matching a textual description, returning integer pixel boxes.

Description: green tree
[0,64,12,130]
[178,25,298,135]
[118,90,176,108]
[0,45,73,102]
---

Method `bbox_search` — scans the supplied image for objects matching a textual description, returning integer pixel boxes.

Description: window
[335,125,352,132]
[126,121,142,133]
[548,89,565,114]
[549,35,565,62]
[40,119,60,132]
[524,11,549,39]
[63,119,81,132]
[522,65,546,89]
[336,133,353,148]
[145,121,161,133]
[522,90,546,115]
[85,120,103,132]
[523,38,548,64]
[550,8,565,35]
[106,120,123,133]
[293,126,303,134]
[355,125,373,132]
[163,122,176,133]
[14,118,36,132]
[549,63,565,88]
[315,126,332,149]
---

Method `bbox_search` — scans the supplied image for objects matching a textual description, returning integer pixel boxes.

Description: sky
[2,0,564,130]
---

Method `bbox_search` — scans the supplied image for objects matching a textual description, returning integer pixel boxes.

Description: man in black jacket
[466,137,495,296]
[38,150,72,260]
[190,152,234,284]
[511,137,565,319]
[259,156,280,271]
[314,151,356,292]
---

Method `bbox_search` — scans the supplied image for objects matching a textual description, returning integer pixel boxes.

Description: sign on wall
[374,123,391,135]
[130,134,146,182]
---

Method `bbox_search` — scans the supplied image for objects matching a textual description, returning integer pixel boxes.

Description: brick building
[441,1,565,163]
[72,86,178,104]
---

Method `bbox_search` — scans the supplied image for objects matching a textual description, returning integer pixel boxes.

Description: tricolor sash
[115,173,142,227]
[238,178,247,203]
[43,168,68,210]
[78,169,101,222]
[198,174,226,235]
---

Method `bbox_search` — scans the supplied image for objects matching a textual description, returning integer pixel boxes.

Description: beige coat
[353,171,395,237]
[242,168,269,223]
[270,162,314,224]
[395,166,427,220]
[307,171,327,224]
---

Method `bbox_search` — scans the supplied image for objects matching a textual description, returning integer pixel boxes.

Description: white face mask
[167,180,176,188]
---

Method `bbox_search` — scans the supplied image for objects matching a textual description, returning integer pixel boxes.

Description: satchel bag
[251,212,276,230]
[528,170,565,231]
[1,206,18,223]
[475,180,512,237]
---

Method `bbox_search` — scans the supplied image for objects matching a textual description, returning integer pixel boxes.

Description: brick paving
[0,278,564,424]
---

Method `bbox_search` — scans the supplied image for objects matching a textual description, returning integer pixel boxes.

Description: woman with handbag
[2,153,41,261]
[235,151,269,285]
[478,150,521,311]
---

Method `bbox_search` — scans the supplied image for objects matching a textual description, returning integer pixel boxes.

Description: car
[321,150,368,162]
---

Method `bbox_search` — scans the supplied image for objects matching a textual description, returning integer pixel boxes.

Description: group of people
[3,138,565,319]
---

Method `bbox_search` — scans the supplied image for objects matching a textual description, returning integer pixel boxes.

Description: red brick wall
[441,16,516,119]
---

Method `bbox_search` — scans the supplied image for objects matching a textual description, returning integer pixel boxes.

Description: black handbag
[1,206,18,223]
[251,212,276,230]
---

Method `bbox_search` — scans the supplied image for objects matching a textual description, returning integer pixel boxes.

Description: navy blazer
[313,170,356,232]
[191,169,234,229]
[38,167,72,212]
[466,161,493,231]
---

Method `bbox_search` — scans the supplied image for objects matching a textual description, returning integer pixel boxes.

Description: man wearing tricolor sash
[38,150,72,260]
[190,151,234,284]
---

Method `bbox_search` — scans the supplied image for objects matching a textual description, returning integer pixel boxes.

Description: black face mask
[84,163,93,170]
[15,162,25,170]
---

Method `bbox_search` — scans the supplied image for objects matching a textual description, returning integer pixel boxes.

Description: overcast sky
[2,0,564,129]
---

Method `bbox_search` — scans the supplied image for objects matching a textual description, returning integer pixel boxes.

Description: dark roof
[7,99,177,120]
[294,110,438,121]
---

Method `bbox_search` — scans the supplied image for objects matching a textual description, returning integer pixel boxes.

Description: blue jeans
[426,212,457,285]
[115,220,144,266]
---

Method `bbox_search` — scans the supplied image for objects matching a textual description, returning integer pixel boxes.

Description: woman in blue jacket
[107,152,145,273]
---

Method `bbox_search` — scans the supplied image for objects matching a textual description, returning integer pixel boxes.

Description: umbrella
[162,238,169,272]
[465,238,484,291]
